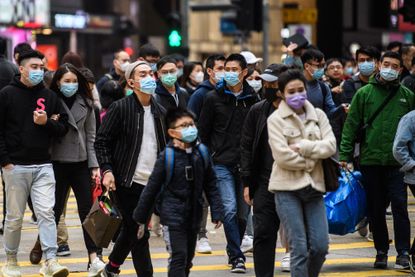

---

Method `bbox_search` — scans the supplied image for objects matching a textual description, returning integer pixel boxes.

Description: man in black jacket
[240,64,288,277]
[95,61,167,277]
[96,49,131,92]
[198,53,259,273]
[0,49,69,277]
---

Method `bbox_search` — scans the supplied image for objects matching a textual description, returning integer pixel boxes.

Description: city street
[0,191,414,277]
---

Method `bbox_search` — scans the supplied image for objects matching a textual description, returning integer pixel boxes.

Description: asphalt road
[0,191,414,277]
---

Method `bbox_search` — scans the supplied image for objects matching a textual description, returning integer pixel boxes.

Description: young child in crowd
[133,108,223,277]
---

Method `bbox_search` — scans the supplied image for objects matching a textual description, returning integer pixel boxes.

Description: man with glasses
[343,46,381,102]
[154,56,189,111]
[198,53,259,273]
[301,49,345,117]
[95,61,167,277]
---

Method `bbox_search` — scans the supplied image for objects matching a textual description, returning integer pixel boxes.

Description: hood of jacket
[155,80,182,96]
[215,79,256,100]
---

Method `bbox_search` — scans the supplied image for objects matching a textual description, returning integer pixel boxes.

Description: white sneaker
[240,235,253,253]
[88,257,106,277]
[281,253,290,272]
[1,255,21,277]
[40,258,69,277]
[196,237,212,254]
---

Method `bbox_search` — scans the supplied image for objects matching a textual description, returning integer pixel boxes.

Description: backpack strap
[165,147,175,185]
[318,81,329,111]
[105,73,114,81]
[196,143,210,170]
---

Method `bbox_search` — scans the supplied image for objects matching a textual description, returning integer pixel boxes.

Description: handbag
[323,156,341,192]
[83,192,122,248]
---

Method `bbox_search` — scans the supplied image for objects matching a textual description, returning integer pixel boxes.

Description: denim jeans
[360,165,410,254]
[275,186,329,277]
[214,164,249,262]
[2,164,58,260]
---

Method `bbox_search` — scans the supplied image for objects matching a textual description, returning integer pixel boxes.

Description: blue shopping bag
[324,170,367,235]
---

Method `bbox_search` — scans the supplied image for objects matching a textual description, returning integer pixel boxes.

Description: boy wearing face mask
[95,61,167,277]
[340,51,415,270]
[0,49,69,277]
[133,108,223,277]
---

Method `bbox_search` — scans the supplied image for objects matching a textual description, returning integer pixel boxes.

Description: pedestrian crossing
[1,190,415,276]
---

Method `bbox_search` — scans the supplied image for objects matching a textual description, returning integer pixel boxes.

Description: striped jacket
[95,93,167,188]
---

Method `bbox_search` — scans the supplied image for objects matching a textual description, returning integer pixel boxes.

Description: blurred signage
[282,8,318,24]
[0,0,50,27]
[37,44,58,70]
[288,24,312,44]
[391,0,415,32]
[54,14,87,29]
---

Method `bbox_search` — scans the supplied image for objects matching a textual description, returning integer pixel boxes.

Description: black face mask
[263,87,279,103]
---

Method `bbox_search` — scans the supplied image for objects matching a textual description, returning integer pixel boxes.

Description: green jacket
[339,75,415,166]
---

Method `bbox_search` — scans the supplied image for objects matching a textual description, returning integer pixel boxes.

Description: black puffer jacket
[198,80,259,167]
[154,80,189,111]
[240,100,275,198]
[133,142,223,229]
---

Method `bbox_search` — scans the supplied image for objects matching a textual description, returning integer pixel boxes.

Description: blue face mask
[139,76,157,95]
[380,67,399,82]
[312,68,324,80]
[28,70,44,86]
[60,83,78,97]
[224,71,241,87]
[150,63,157,72]
[358,61,375,76]
[345,67,354,76]
[181,126,198,143]
[161,73,178,87]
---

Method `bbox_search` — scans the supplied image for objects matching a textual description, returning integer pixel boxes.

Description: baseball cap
[125,61,149,80]
[240,51,263,65]
[258,64,281,82]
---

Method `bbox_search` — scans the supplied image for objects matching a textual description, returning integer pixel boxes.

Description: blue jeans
[214,165,249,262]
[275,186,328,277]
[2,164,58,260]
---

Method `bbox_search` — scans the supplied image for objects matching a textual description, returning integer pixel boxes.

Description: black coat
[94,94,167,188]
[198,80,259,167]
[154,81,189,111]
[133,143,223,229]
[240,100,275,198]
[0,55,18,91]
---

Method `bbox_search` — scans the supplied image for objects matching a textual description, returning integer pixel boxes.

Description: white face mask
[246,79,262,93]
[192,71,204,84]
[120,61,130,72]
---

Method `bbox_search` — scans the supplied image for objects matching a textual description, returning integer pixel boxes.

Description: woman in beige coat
[267,69,336,277]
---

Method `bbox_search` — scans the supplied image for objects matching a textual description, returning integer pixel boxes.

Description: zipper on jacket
[124,113,141,184]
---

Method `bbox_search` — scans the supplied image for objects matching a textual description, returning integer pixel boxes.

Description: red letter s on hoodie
[36,98,45,111]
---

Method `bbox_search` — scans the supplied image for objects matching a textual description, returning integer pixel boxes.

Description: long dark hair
[180,61,203,87]
[50,63,93,106]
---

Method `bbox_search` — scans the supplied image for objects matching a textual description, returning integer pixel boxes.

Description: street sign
[282,8,318,24]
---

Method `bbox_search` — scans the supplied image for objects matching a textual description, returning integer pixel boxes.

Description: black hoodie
[0,76,68,166]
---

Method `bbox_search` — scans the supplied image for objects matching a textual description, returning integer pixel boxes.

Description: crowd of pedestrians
[1,35,415,277]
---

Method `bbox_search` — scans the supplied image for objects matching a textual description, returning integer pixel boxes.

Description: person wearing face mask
[154,57,189,111]
[301,49,345,118]
[138,43,161,73]
[198,53,259,273]
[240,64,293,276]
[245,69,262,95]
[343,46,381,103]
[169,53,186,82]
[96,50,130,92]
[95,61,167,277]
[180,61,205,95]
[133,108,223,277]
[267,69,336,277]
[40,63,104,276]
[340,51,415,270]
[188,54,226,120]
[0,49,69,277]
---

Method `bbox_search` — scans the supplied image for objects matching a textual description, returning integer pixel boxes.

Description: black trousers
[361,165,410,254]
[109,183,153,277]
[164,225,198,277]
[53,161,99,254]
[253,180,280,277]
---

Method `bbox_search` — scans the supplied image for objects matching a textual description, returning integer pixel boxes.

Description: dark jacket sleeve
[0,91,10,166]
[43,97,69,137]
[133,151,166,224]
[198,93,215,145]
[342,79,356,103]
[96,76,109,93]
[203,158,223,223]
[240,104,258,188]
[94,102,121,172]
[188,89,204,120]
